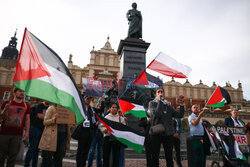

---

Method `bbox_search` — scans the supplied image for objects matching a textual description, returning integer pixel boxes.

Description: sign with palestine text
[215,126,248,146]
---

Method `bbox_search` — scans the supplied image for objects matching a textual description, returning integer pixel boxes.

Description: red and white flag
[147,52,192,78]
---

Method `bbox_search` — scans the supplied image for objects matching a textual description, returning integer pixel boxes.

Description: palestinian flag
[147,52,192,78]
[132,70,162,89]
[118,99,146,118]
[221,130,247,161]
[206,86,231,107]
[211,126,247,162]
[204,127,217,151]
[132,70,148,85]
[96,114,145,154]
[13,28,87,124]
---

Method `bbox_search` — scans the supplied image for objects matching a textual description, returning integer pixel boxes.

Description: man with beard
[0,88,31,167]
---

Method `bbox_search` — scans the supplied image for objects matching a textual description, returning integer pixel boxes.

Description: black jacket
[149,98,184,136]
[224,116,245,127]
[224,116,235,127]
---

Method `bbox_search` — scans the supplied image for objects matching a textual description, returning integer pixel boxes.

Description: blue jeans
[119,148,125,167]
[87,133,103,166]
[24,126,43,167]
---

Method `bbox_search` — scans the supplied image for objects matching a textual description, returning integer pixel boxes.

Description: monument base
[117,38,150,79]
[117,38,152,132]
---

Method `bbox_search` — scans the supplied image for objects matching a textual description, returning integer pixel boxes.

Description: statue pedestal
[117,38,151,99]
[117,38,151,131]
[117,38,150,79]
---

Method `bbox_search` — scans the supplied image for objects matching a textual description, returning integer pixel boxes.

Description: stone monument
[117,3,162,131]
[126,2,142,39]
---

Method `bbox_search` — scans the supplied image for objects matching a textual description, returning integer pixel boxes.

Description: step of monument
[66,144,188,160]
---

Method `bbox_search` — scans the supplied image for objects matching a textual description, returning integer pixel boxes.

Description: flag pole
[8,86,15,104]
[12,28,27,89]
[116,97,124,116]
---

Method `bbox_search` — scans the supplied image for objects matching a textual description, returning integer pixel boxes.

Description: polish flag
[147,52,192,78]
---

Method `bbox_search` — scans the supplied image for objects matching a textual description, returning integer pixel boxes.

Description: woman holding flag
[100,102,126,167]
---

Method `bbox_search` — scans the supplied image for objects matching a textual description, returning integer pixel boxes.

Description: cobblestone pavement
[16,159,218,167]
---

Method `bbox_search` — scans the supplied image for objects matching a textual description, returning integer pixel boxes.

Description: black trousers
[173,137,182,165]
[145,133,152,167]
[103,136,121,167]
[150,135,174,167]
[76,128,93,167]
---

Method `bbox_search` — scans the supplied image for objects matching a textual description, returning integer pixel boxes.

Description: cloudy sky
[1,0,249,100]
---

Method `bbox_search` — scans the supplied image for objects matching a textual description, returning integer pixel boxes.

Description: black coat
[224,116,235,127]
[149,98,184,136]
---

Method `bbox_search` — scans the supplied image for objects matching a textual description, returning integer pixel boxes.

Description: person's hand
[1,104,9,119]
[244,127,247,131]
[199,110,204,117]
[200,139,204,144]
[103,128,108,134]
[96,121,100,126]
[23,132,29,142]
[3,104,10,112]
[173,133,179,138]
[124,117,127,124]
[53,113,58,122]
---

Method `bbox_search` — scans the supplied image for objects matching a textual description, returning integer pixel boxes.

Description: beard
[16,94,24,100]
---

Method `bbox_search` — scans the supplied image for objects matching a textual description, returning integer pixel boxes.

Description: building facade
[0,31,18,100]
[67,37,120,90]
[0,34,250,126]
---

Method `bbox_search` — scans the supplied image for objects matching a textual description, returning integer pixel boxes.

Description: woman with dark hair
[100,103,126,167]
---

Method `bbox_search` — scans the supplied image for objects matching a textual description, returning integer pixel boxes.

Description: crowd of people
[0,87,249,167]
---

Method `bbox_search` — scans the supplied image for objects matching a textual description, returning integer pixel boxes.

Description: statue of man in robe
[127,3,142,39]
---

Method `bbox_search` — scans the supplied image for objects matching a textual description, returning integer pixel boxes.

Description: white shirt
[188,113,204,136]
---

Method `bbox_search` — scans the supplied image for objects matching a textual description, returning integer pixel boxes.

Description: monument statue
[126,3,142,39]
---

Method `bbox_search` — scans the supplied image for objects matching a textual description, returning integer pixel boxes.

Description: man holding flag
[188,104,206,167]
[75,92,97,167]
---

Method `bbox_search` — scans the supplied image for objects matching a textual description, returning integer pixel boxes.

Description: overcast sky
[1,0,249,100]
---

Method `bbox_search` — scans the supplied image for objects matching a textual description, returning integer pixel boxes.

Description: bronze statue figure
[127,3,142,39]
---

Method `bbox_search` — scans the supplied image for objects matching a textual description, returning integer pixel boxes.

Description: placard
[215,126,248,146]
[56,105,76,125]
